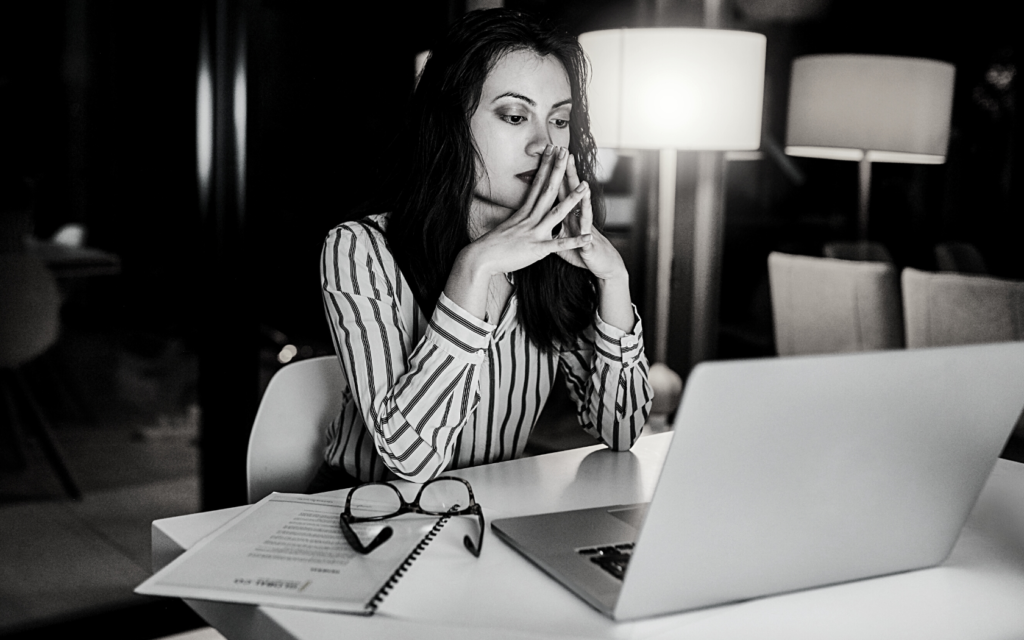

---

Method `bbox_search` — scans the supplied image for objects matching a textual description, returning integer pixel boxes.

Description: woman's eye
[551,118,569,129]
[501,114,526,125]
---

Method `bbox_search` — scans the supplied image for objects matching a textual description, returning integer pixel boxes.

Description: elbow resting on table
[373,434,451,484]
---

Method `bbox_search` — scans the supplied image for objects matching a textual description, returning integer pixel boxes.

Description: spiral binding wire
[366,514,451,614]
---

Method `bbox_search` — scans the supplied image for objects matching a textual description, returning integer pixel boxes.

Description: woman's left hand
[554,155,627,281]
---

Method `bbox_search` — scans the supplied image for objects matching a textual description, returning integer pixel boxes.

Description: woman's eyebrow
[492,92,572,109]
[492,92,536,106]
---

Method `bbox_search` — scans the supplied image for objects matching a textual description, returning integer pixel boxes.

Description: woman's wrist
[454,243,491,278]
[598,265,630,284]
[444,245,493,321]
[597,273,636,333]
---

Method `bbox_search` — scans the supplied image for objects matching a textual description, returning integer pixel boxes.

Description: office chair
[901,268,1024,349]
[246,355,346,503]
[768,252,904,356]
[902,267,1024,441]
[0,252,82,498]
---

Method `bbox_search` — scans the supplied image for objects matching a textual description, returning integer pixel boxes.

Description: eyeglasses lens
[349,483,402,519]
[419,479,471,515]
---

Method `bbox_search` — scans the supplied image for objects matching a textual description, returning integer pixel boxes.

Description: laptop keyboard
[578,543,634,580]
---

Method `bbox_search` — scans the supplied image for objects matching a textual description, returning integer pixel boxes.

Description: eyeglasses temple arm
[463,505,484,558]
[366,526,394,553]
[340,518,394,555]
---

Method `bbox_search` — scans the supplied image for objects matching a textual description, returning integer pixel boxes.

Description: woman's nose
[525,124,552,156]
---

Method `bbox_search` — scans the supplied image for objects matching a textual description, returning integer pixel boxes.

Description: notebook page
[137,492,438,614]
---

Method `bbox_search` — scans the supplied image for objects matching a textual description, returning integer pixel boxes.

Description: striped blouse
[319,213,653,484]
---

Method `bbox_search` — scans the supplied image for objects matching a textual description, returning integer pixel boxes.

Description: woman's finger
[541,180,588,230]
[564,155,586,233]
[578,187,593,237]
[560,154,579,202]
[543,233,592,256]
[531,146,569,219]
[562,205,581,237]
[565,154,581,190]
[554,246,587,269]
[519,144,556,214]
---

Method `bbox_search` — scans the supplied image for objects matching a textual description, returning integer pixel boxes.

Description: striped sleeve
[321,223,494,483]
[558,305,652,452]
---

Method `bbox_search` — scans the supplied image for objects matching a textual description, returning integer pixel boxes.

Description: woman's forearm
[597,274,636,333]
[444,245,493,322]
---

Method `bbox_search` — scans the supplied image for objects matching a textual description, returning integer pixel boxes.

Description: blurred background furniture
[902,267,1024,440]
[901,268,1024,348]
[934,242,988,275]
[768,252,904,356]
[27,223,121,280]
[0,251,82,499]
[785,55,955,241]
[246,355,344,503]
[823,241,893,263]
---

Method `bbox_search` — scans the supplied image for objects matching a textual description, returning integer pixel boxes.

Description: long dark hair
[383,8,603,352]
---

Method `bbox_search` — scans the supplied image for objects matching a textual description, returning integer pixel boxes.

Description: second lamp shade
[785,54,955,164]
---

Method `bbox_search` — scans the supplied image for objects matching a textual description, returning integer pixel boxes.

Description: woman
[312,8,652,490]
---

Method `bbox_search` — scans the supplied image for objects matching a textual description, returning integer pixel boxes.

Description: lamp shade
[785,54,955,164]
[579,28,766,150]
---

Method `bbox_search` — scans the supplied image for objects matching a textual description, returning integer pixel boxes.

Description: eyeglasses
[339,476,485,557]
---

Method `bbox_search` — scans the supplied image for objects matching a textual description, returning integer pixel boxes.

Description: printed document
[136,492,440,614]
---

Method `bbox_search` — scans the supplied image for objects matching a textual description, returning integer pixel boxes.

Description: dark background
[2,0,1020,349]
[1,3,1020,635]
[1,0,1021,503]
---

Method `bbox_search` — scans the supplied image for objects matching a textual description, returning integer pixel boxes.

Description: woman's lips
[515,170,537,183]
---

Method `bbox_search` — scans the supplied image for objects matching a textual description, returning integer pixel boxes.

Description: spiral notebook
[135,492,449,615]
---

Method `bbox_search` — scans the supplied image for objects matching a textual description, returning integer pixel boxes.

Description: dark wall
[3,0,1021,354]
[1,2,200,336]
[1,1,454,346]
[782,0,1023,278]
[247,1,451,344]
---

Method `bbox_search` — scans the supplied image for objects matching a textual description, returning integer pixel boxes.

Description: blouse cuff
[424,292,496,361]
[593,305,646,367]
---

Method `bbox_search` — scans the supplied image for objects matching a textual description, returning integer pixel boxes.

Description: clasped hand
[470,144,627,281]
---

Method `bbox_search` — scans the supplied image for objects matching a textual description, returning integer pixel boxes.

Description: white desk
[151,433,1024,639]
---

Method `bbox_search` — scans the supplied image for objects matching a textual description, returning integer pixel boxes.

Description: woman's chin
[471,196,517,218]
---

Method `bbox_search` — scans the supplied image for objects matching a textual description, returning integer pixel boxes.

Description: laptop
[492,343,1024,620]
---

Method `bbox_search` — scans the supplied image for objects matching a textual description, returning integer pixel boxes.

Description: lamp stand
[858,154,872,241]
[653,149,677,365]
[691,151,726,368]
[652,150,727,371]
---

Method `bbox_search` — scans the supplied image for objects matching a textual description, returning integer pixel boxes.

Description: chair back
[902,268,1024,348]
[768,252,904,356]
[0,253,61,369]
[246,355,346,503]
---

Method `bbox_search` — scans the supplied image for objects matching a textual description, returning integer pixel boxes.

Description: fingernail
[558,147,567,159]
[544,144,553,156]
[575,181,588,193]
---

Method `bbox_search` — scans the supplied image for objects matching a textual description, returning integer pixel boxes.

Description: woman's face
[469,48,572,236]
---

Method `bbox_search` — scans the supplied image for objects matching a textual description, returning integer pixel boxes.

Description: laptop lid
[615,342,1024,619]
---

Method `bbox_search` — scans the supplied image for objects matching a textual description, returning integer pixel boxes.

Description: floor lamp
[785,55,956,242]
[579,28,766,367]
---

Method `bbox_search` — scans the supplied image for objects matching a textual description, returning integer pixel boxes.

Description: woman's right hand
[465,144,592,277]
[445,144,591,321]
